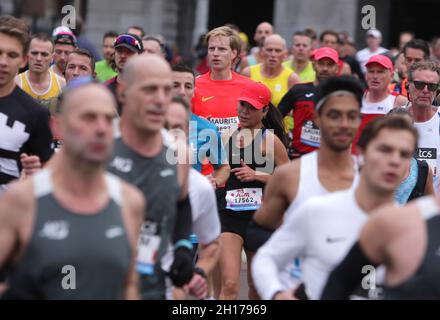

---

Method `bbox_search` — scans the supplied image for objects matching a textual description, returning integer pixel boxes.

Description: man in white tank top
[407,61,440,192]
[250,76,364,237]
[352,54,407,154]
[246,77,364,291]
[253,115,418,300]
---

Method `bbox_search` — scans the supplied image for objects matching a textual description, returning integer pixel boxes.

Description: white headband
[315,90,358,111]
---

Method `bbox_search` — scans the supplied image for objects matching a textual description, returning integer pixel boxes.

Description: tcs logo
[416,148,436,160]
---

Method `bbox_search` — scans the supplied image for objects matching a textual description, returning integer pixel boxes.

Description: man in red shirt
[192,26,254,139]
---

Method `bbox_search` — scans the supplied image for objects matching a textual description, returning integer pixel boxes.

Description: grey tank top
[3,169,131,300]
[107,135,180,273]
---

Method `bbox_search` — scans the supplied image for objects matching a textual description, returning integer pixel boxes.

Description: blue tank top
[395,158,418,205]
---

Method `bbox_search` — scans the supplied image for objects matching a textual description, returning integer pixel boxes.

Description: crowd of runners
[1,14,440,300]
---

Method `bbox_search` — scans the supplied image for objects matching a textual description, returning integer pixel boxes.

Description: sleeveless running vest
[282,60,316,83]
[249,64,293,107]
[285,151,360,219]
[385,197,440,299]
[107,132,180,299]
[221,128,272,212]
[3,169,131,300]
[414,109,440,193]
[352,93,397,154]
[280,151,359,289]
[18,70,63,111]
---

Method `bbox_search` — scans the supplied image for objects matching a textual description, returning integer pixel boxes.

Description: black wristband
[194,267,207,279]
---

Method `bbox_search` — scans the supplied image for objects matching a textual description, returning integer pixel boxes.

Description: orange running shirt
[192,71,255,135]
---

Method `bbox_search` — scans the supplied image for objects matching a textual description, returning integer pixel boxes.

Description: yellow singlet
[18,70,63,111]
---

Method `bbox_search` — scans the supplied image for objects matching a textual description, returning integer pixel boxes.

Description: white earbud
[358,154,365,167]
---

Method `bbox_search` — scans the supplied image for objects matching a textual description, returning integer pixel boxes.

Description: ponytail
[262,102,288,147]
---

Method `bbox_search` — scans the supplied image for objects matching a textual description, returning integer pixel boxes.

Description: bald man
[108,54,194,299]
[0,80,144,299]
[242,34,299,107]
[16,55,195,300]
[241,22,274,69]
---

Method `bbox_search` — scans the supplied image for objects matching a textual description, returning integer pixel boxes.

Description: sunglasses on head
[411,80,439,92]
[114,35,142,51]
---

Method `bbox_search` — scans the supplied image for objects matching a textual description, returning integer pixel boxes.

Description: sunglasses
[114,35,142,52]
[411,80,439,92]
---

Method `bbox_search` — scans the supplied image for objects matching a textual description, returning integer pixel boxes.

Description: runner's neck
[52,151,107,198]
[28,70,51,90]
[119,120,163,157]
[317,146,354,172]
[411,105,437,123]
[366,89,389,103]
[262,63,283,78]
[354,178,395,214]
[292,59,309,73]
[210,69,233,81]
[0,80,16,98]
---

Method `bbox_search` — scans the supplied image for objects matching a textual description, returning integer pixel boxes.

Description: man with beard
[278,47,340,158]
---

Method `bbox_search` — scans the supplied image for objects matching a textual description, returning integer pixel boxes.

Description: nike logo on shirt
[305,93,314,98]
[326,236,346,243]
[201,96,215,102]
[160,169,174,177]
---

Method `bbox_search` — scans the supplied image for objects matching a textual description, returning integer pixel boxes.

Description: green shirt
[95,60,117,82]
[283,60,316,83]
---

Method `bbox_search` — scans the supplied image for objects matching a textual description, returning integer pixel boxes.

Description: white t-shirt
[252,188,368,300]
[161,168,220,272]
[188,168,221,245]
[414,109,440,192]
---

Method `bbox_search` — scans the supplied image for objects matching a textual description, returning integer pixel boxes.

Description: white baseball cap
[366,29,382,38]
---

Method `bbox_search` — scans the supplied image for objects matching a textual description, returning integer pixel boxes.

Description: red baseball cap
[313,47,339,63]
[366,54,394,71]
[238,82,271,109]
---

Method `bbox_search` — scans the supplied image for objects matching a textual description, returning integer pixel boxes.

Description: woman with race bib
[217,82,289,299]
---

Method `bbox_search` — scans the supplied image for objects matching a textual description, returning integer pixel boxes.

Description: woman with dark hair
[217,82,289,300]
[388,107,434,204]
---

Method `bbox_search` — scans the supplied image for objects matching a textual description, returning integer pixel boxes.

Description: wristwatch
[194,267,207,279]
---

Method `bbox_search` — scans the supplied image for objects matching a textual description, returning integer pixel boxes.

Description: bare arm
[241,66,251,78]
[424,166,435,196]
[394,95,409,108]
[212,162,230,187]
[0,190,19,269]
[253,134,290,184]
[0,179,34,296]
[231,133,289,185]
[176,140,190,200]
[253,160,300,229]
[287,72,300,88]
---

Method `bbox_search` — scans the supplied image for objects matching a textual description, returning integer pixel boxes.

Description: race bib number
[225,188,263,211]
[300,120,320,147]
[136,221,161,275]
[209,117,239,135]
